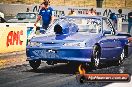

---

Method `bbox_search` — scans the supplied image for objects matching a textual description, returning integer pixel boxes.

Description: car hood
[7,18,36,23]
[30,32,97,43]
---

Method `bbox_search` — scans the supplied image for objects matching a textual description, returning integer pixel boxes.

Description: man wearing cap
[34,1,54,33]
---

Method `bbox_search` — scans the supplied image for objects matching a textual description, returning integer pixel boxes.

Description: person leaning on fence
[128,10,132,33]
[34,1,54,34]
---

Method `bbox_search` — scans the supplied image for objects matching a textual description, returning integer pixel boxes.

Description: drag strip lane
[0,53,132,87]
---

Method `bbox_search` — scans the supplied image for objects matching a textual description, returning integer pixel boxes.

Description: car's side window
[103,18,115,35]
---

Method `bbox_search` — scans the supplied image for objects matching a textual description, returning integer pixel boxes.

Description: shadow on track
[25,63,80,74]
[24,57,130,74]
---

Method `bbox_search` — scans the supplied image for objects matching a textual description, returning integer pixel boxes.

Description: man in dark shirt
[110,13,117,30]
[34,1,54,33]
[128,11,132,33]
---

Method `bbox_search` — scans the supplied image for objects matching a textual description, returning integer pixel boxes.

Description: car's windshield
[17,13,36,19]
[45,17,102,36]
[67,17,101,33]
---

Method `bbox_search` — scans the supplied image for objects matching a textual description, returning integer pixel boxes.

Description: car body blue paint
[26,15,130,63]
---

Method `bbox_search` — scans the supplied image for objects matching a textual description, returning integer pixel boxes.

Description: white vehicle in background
[7,12,38,23]
[0,12,4,18]
[0,12,6,23]
[7,12,41,40]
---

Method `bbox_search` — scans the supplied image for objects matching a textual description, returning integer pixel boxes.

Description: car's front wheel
[91,45,101,69]
[29,60,41,70]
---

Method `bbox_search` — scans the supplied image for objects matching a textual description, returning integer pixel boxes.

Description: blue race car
[26,15,131,70]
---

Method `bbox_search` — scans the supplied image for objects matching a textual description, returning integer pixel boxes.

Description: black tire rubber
[116,45,128,65]
[90,45,101,69]
[124,45,128,58]
[29,60,41,70]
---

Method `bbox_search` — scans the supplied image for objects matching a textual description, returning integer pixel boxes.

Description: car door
[100,18,122,60]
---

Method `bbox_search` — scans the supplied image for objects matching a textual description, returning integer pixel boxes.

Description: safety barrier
[0,23,27,53]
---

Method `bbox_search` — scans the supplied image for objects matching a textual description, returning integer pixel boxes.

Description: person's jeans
[41,24,49,34]
[128,22,132,33]
[112,21,117,30]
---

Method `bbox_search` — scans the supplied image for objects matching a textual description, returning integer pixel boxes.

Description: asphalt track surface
[0,52,132,87]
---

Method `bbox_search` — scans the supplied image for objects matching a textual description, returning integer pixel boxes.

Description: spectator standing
[68,9,76,16]
[26,8,30,12]
[128,10,132,33]
[34,0,54,33]
[0,15,6,23]
[118,9,122,18]
[110,13,117,30]
[88,8,96,16]
[40,0,50,9]
[117,9,123,32]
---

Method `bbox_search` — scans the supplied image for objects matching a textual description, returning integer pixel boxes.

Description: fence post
[125,0,126,8]
[96,0,104,8]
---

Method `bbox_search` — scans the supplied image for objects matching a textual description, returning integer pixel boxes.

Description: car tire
[124,45,128,58]
[91,45,101,69]
[29,60,41,70]
[117,45,128,65]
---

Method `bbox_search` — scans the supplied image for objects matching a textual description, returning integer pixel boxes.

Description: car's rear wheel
[90,45,101,69]
[117,45,128,65]
[29,60,41,70]
[124,45,128,58]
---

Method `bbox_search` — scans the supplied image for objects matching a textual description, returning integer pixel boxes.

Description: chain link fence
[0,0,132,8]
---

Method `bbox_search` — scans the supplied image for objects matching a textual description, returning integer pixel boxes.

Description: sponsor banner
[0,26,27,53]
[77,65,131,83]
[76,73,130,83]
